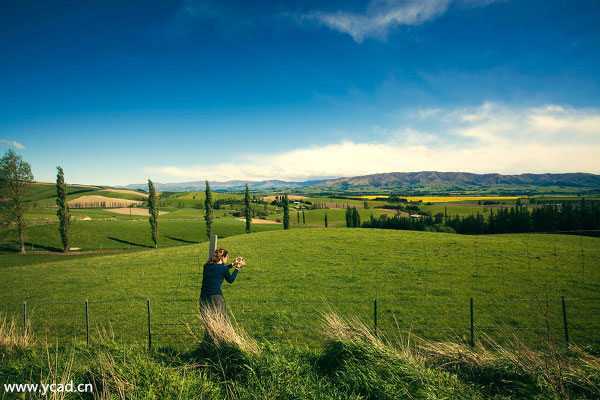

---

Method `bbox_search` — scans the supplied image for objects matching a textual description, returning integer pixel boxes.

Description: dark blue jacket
[200,263,238,297]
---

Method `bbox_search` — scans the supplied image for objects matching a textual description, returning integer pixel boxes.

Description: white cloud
[0,140,25,150]
[304,0,500,43]
[144,103,600,181]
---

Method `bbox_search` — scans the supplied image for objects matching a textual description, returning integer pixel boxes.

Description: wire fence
[1,229,599,349]
[3,296,599,349]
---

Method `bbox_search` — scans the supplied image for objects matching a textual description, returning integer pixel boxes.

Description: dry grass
[67,195,143,208]
[187,305,257,353]
[93,351,130,400]
[40,344,76,400]
[320,310,385,351]
[0,312,31,347]
[320,309,600,399]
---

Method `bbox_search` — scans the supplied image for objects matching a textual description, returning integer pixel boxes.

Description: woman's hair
[209,248,228,264]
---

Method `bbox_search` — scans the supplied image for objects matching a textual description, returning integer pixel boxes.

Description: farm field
[0,217,294,255]
[1,228,598,350]
[21,206,244,222]
[358,195,521,202]
[266,208,396,226]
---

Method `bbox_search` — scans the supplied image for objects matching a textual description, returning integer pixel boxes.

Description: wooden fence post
[23,302,27,339]
[147,299,152,351]
[85,300,89,345]
[470,298,474,348]
[209,235,218,259]
[561,296,569,348]
[374,299,378,337]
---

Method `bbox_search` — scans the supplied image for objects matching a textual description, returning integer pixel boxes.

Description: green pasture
[24,207,143,222]
[419,204,495,218]
[1,229,598,349]
[23,183,98,202]
[33,189,148,207]
[23,206,243,222]
[304,196,379,208]
[0,217,288,255]
[172,191,244,201]
[266,208,395,226]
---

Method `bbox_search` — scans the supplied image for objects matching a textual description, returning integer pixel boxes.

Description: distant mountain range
[121,179,327,192]
[313,172,600,191]
[120,172,600,194]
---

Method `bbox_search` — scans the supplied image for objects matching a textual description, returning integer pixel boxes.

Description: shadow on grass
[23,242,63,252]
[107,237,153,248]
[164,235,197,244]
[160,342,250,380]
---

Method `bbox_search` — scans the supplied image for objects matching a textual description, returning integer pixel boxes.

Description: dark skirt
[199,294,227,343]
[199,294,227,318]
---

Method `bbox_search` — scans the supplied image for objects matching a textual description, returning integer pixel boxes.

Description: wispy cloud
[144,103,600,181]
[0,140,25,150]
[303,0,500,42]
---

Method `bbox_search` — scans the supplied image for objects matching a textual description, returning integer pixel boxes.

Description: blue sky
[1,0,599,185]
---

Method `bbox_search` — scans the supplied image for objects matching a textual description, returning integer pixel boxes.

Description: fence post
[85,300,89,345]
[23,302,27,339]
[209,235,218,259]
[561,296,569,348]
[373,299,378,337]
[147,299,152,351]
[470,298,474,348]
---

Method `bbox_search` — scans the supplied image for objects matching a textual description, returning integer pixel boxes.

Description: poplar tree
[148,179,158,248]
[352,207,361,227]
[324,212,328,228]
[302,209,305,224]
[283,194,290,229]
[56,166,71,253]
[0,150,34,254]
[297,211,300,224]
[204,180,213,239]
[244,184,251,234]
[345,206,352,227]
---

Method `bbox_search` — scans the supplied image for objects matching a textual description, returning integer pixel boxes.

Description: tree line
[445,200,600,235]
[362,200,600,236]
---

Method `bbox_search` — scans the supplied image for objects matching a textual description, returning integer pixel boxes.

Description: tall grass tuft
[320,309,600,399]
[187,304,257,353]
[0,311,31,347]
[40,343,76,400]
[318,310,480,399]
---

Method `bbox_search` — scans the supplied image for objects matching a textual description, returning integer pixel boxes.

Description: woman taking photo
[200,248,244,320]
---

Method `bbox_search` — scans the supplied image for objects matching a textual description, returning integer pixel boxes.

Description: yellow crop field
[358,195,521,202]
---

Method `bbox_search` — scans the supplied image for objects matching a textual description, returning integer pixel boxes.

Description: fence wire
[2,230,599,349]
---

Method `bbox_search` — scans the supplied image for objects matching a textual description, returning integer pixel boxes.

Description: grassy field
[266,208,396,226]
[1,228,598,351]
[0,217,290,254]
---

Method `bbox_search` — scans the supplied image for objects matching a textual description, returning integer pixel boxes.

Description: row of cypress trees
[147,180,257,248]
